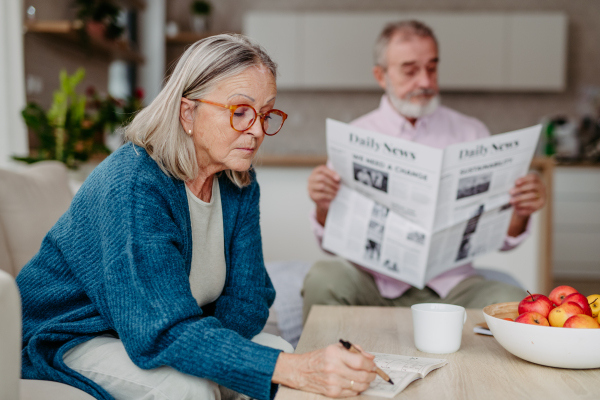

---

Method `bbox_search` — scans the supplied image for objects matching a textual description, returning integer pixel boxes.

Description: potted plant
[16,68,98,168]
[74,0,124,41]
[190,0,211,33]
[15,68,143,169]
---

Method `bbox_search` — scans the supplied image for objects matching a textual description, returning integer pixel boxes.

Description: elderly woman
[17,34,376,400]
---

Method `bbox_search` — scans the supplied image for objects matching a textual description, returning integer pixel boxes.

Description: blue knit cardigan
[16,144,281,400]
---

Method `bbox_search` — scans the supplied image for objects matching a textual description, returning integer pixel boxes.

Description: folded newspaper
[322,119,542,289]
[363,353,447,398]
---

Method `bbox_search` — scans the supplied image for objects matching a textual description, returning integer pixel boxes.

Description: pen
[339,339,394,385]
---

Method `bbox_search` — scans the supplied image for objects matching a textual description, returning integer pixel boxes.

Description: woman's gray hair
[124,33,277,187]
[374,20,437,67]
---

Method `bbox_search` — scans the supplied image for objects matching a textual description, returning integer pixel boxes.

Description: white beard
[386,85,441,119]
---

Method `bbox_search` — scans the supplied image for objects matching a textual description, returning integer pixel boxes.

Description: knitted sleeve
[92,160,281,400]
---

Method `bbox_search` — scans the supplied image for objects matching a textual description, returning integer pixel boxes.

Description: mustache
[404,88,437,100]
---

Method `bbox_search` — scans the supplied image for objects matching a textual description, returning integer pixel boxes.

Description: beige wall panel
[553,167,600,279]
[554,167,600,196]
[554,201,600,227]
[414,13,506,90]
[245,12,566,91]
[554,261,600,279]
[554,231,600,264]
[506,13,567,91]
[244,13,302,89]
[300,13,399,89]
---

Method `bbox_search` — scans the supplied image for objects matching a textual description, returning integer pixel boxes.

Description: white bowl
[483,302,600,369]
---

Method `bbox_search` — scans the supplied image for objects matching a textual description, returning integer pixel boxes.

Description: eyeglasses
[191,99,288,136]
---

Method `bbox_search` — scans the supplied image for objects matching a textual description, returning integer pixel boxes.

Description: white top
[185,177,226,307]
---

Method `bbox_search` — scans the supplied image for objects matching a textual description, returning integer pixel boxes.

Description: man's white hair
[374,20,438,67]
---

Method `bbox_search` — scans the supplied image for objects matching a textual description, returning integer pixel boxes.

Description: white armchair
[0,162,94,399]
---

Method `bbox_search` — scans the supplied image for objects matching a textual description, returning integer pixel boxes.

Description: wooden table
[276,306,600,400]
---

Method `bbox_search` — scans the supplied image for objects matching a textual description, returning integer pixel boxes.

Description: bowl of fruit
[483,286,600,369]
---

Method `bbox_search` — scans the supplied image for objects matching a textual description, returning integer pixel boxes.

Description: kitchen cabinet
[553,166,600,279]
[243,12,567,92]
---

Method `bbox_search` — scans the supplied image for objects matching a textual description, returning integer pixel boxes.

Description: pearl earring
[188,129,192,135]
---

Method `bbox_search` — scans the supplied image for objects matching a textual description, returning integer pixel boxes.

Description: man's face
[374,34,440,113]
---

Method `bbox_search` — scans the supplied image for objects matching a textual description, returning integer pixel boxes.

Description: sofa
[0,161,280,399]
[0,161,94,399]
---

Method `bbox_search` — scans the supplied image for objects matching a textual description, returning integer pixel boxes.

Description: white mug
[411,303,467,354]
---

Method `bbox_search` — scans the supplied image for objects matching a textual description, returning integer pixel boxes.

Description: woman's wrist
[272,352,299,388]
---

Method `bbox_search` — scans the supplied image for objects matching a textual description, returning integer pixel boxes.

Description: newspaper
[363,353,447,398]
[322,119,541,288]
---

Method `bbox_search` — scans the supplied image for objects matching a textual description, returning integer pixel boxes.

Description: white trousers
[63,333,294,400]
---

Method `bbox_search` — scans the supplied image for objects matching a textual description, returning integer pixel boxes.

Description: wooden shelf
[166,31,238,45]
[256,155,559,168]
[555,161,600,168]
[24,20,144,64]
[256,154,327,167]
[114,0,146,10]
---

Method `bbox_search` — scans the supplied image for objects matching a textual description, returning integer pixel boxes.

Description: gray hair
[124,33,277,187]
[374,20,438,67]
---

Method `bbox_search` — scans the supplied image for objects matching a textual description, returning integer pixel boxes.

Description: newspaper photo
[322,119,542,288]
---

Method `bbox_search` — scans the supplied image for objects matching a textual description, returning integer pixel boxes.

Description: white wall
[257,166,542,292]
[474,213,541,292]
[256,166,332,264]
[0,0,27,168]
[553,167,600,279]
[140,0,166,104]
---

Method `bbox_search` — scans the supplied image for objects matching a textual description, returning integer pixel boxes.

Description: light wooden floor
[553,278,600,295]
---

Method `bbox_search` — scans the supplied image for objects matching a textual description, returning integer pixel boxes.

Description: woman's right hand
[272,343,377,398]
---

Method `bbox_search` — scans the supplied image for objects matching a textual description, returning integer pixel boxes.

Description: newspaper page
[324,119,444,230]
[424,125,542,281]
[322,119,541,288]
[362,353,447,398]
[322,119,444,288]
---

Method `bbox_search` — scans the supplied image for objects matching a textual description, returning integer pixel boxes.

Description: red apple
[548,302,584,327]
[564,314,600,329]
[563,293,593,317]
[515,311,550,326]
[518,292,555,319]
[548,285,578,306]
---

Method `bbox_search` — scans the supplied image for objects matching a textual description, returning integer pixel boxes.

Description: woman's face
[187,66,277,173]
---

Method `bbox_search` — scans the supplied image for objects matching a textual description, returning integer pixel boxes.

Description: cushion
[0,162,73,276]
[20,380,96,400]
[0,221,13,276]
[0,270,21,399]
[265,261,312,348]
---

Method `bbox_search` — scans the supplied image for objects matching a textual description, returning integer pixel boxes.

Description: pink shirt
[311,95,530,299]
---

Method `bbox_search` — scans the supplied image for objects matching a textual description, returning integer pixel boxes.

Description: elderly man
[303,20,546,322]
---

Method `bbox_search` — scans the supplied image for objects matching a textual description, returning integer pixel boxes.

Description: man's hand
[507,173,546,237]
[308,165,341,226]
